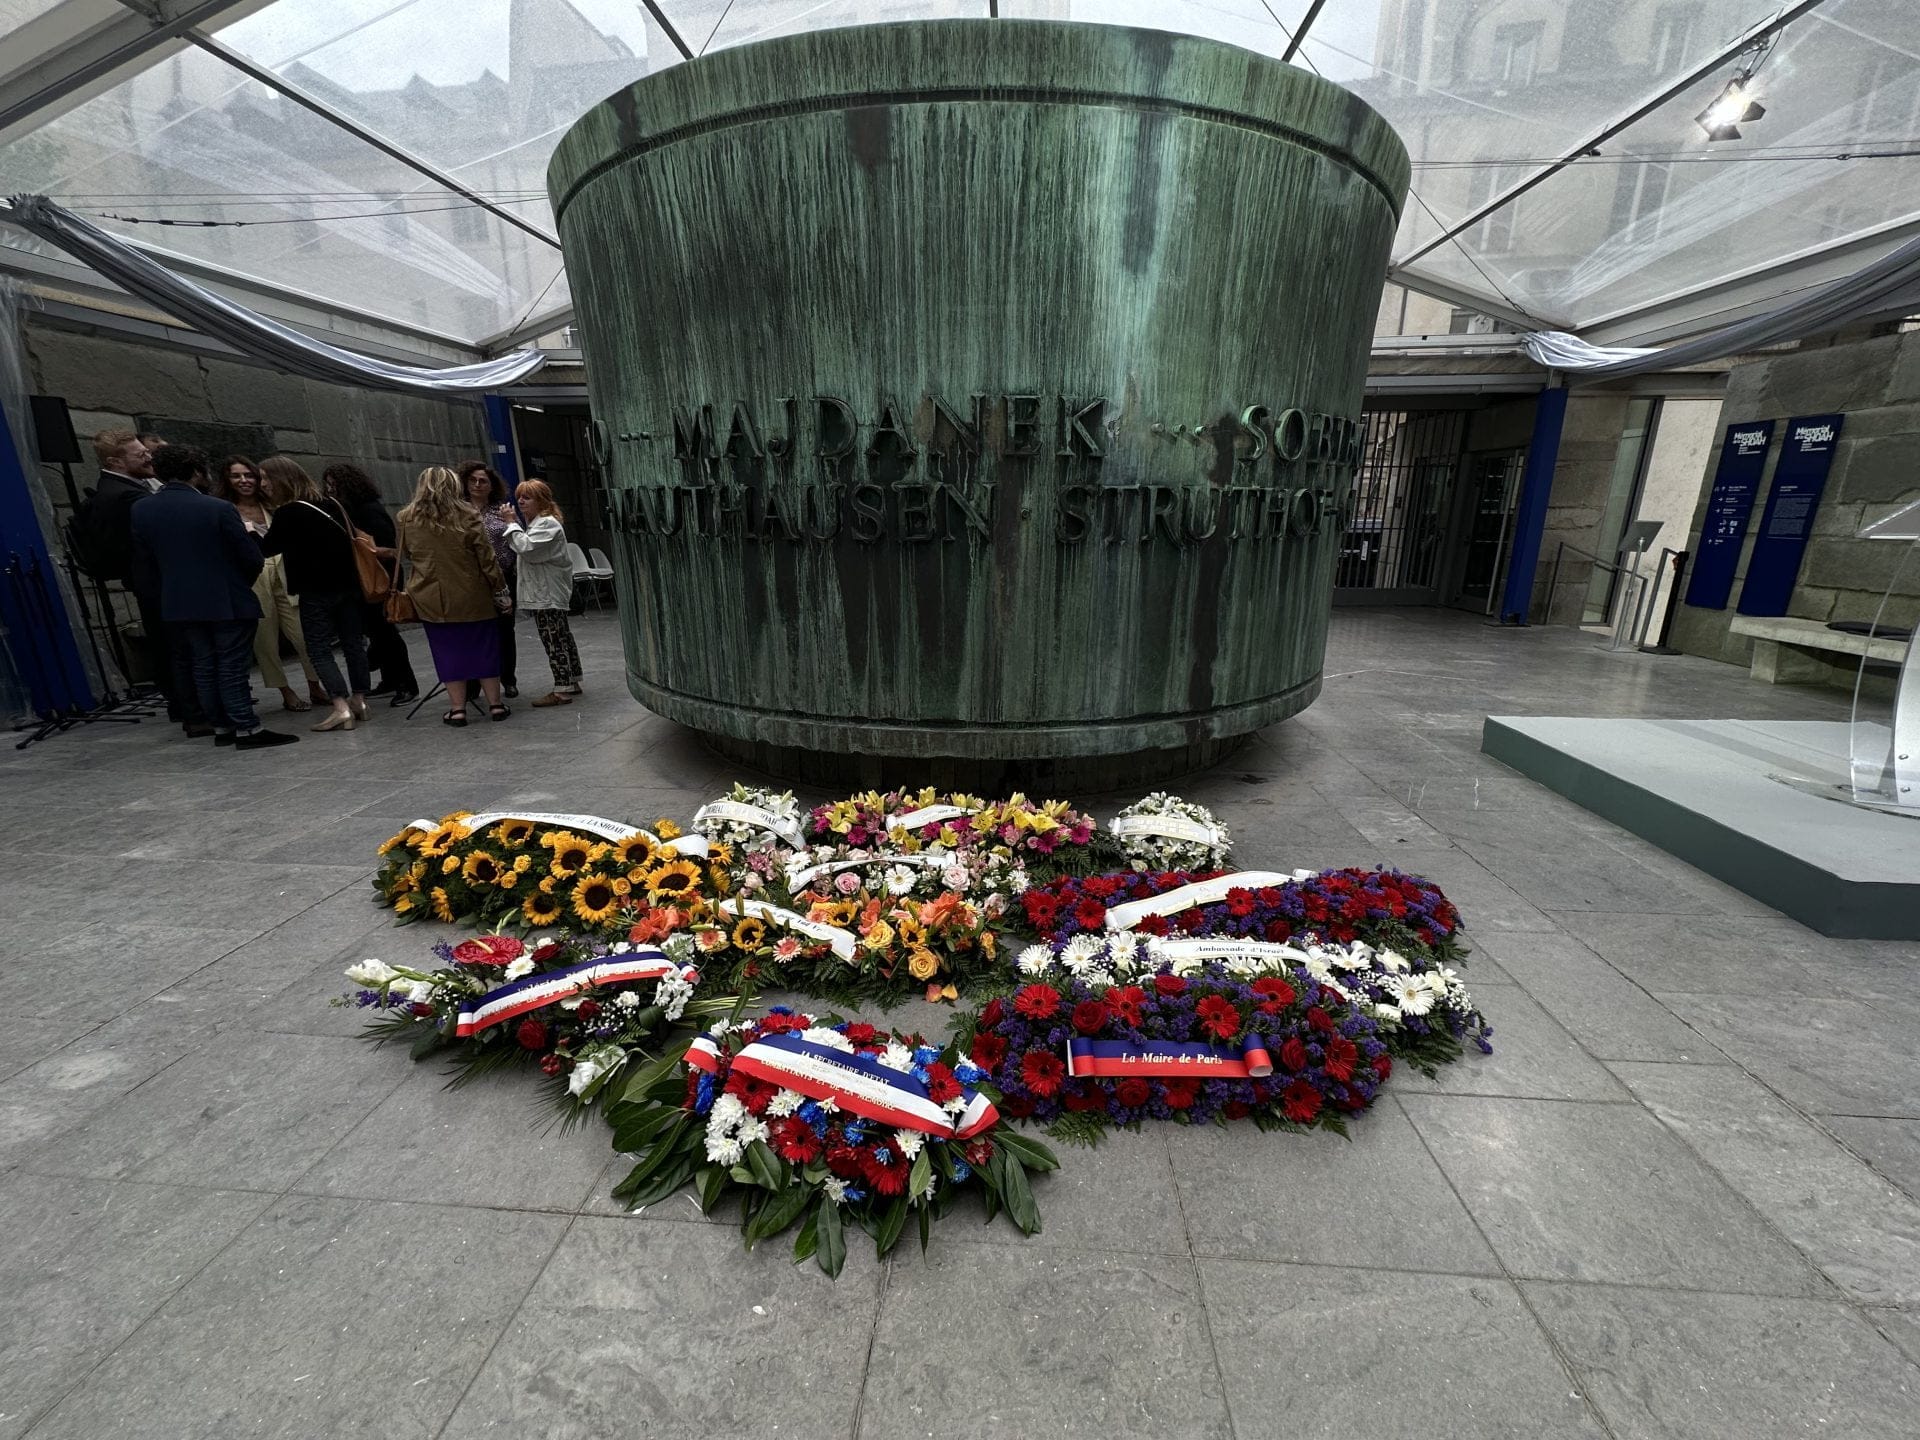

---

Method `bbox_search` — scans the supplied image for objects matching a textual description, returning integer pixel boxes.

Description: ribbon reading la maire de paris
[685,1031,999,1140]
[454,946,690,1038]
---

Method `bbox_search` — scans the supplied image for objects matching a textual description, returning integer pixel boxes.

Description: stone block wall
[1670,331,1920,668]
[24,320,491,512]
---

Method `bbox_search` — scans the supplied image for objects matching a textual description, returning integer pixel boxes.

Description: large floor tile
[1171,1100,1500,1276]
[1469,930,1727,1063]
[0,1016,80,1083]
[18,1031,406,1189]
[440,1215,882,1440]
[1526,1282,1920,1439]
[0,922,252,1027]
[1616,1063,1920,1305]
[859,1243,1232,1440]
[1202,1261,1606,1439]
[0,1031,189,1167]
[1554,911,1920,1002]
[25,1195,566,1440]
[1394,984,1633,1101]
[1401,1094,1831,1296]
[293,1065,611,1212]
[1826,1116,1920,1200]
[1662,993,1920,1118]
[0,1173,271,1440]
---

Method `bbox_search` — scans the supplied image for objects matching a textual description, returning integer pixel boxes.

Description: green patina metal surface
[549,19,1408,759]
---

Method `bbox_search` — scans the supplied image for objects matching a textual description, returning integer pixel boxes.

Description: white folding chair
[566,542,601,610]
[582,545,615,607]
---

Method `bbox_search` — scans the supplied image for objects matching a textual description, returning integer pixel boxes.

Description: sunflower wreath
[1007,930,1492,1075]
[372,811,728,936]
[952,968,1396,1147]
[341,931,735,1124]
[604,1010,1058,1277]
[1019,866,1468,965]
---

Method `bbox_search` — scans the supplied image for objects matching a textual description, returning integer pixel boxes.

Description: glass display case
[1847,499,1920,814]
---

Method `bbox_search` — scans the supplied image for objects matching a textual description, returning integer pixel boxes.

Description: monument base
[1481,716,1920,939]
[699,731,1250,796]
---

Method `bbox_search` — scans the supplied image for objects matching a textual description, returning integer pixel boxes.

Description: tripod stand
[5,550,147,749]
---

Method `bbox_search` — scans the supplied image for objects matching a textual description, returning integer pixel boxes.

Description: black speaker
[28,394,83,464]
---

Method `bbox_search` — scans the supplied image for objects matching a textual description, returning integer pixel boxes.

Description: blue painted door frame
[1499,385,1569,626]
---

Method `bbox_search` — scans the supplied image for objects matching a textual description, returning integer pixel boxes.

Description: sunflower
[394,893,417,914]
[613,833,658,869]
[493,818,536,847]
[390,872,417,896]
[707,865,733,896]
[654,818,683,840]
[546,833,594,876]
[644,858,702,903]
[523,890,562,925]
[462,851,504,886]
[708,840,733,866]
[377,832,406,856]
[440,855,461,875]
[732,916,767,949]
[572,872,620,925]
[417,822,469,858]
[430,887,455,922]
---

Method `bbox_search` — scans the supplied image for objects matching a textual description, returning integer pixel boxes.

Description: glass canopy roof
[1,0,1915,355]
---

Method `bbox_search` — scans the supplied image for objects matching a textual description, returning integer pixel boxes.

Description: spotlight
[1697,77,1766,142]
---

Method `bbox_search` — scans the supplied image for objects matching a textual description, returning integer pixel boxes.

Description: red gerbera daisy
[1018,1049,1066,1098]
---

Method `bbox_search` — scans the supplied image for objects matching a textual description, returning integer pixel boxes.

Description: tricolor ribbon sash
[1109,813,1224,846]
[1103,870,1315,931]
[787,851,950,890]
[405,811,708,855]
[693,799,805,848]
[1066,1035,1275,1080]
[890,803,977,832]
[719,899,859,962]
[685,1032,998,1139]
[455,948,683,1037]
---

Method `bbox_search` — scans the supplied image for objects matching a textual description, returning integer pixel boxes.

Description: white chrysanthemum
[943,1095,966,1114]
[705,1132,745,1166]
[654,970,695,1022]
[613,990,641,1010]
[503,957,535,982]
[801,1026,855,1052]
[879,1042,914,1071]
[344,959,398,988]
[823,1176,849,1203]
[1008,866,1030,895]
[611,940,632,953]
[767,1088,805,1118]
[893,1129,925,1159]
[736,1116,770,1148]
[1017,943,1053,976]
[709,1093,747,1128]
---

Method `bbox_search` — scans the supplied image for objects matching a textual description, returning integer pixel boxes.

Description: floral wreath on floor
[1009,930,1491,1073]
[952,967,1394,1146]
[341,931,734,1123]
[693,784,807,855]
[1020,866,1467,965]
[804,788,1104,883]
[686,889,998,1007]
[1108,793,1233,872]
[604,1009,1058,1276]
[372,811,727,936]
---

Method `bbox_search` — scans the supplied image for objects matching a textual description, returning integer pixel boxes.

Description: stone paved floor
[2,607,1918,1438]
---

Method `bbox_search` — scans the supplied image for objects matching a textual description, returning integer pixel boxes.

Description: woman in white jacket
[502,480,584,707]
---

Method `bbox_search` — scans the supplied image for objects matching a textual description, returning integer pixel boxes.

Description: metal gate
[1334,409,1467,604]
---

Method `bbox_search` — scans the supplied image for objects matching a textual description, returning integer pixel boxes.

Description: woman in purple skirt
[395,465,511,726]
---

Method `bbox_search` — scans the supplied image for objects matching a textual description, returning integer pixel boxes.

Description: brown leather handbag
[382,540,415,623]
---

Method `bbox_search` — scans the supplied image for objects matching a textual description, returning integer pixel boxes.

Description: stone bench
[1730,615,1908,685]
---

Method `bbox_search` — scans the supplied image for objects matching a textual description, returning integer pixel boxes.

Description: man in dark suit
[131,446,297,750]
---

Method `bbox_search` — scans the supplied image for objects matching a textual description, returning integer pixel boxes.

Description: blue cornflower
[872,1145,892,1164]
[694,1073,717,1114]
[842,1186,867,1203]
[951,1160,973,1183]
[797,1100,825,1126]
[913,1045,940,1066]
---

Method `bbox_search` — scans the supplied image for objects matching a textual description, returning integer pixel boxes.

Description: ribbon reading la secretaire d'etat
[685,1031,998,1139]
[454,947,686,1038]
[1065,1035,1275,1080]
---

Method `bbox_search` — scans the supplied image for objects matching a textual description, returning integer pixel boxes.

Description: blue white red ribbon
[1065,1035,1274,1080]
[685,1031,998,1139]
[455,948,684,1037]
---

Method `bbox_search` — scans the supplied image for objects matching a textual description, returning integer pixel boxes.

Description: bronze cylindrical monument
[549,20,1408,766]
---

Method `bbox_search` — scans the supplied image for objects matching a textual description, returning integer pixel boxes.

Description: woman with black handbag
[324,463,419,705]
[258,455,371,732]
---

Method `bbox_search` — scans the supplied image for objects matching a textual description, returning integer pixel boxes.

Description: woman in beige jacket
[396,465,511,726]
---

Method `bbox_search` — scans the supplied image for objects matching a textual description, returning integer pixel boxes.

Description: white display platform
[1482,716,1920,939]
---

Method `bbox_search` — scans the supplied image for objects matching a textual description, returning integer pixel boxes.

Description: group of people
[83,429,585,749]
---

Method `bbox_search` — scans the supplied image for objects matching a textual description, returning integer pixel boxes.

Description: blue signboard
[1683,419,1775,610]
[1736,413,1846,617]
